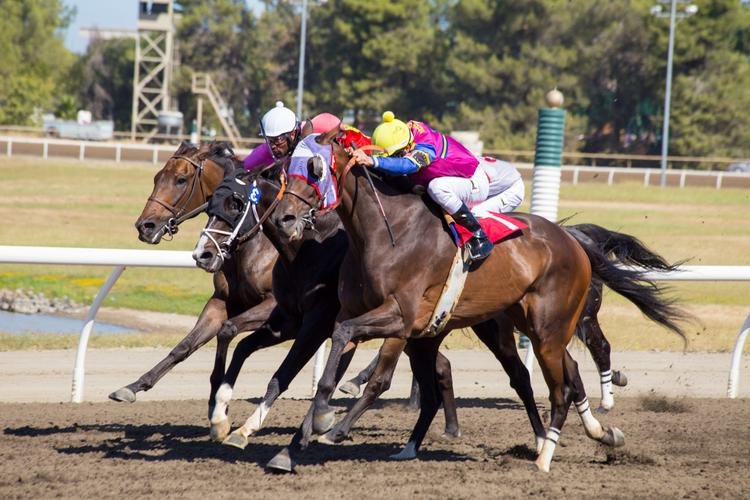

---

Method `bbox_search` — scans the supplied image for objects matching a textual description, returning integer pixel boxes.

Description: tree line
[2,0,750,159]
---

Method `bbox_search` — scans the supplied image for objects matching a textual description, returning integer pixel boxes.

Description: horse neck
[336,169,429,254]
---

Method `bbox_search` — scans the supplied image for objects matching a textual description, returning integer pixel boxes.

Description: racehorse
[109,142,280,441]
[261,130,685,472]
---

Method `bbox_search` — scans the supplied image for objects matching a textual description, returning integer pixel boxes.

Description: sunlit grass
[0,157,748,351]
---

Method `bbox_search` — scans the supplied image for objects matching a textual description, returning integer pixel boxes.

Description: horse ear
[176,140,195,154]
[311,154,327,179]
[300,119,314,138]
[316,126,340,145]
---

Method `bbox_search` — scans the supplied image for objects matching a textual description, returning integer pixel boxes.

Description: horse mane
[200,141,243,173]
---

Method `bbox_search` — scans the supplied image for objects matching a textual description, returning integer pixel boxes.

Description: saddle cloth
[450,212,527,246]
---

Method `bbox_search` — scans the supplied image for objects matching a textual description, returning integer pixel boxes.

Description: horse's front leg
[319,337,406,445]
[222,303,338,449]
[211,306,291,440]
[312,298,406,435]
[109,296,227,403]
[208,299,276,423]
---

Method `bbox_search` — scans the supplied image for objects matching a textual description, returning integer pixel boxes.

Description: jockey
[243,102,367,171]
[350,111,497,262]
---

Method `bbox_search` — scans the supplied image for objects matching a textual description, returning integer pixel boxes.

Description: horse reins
[316,143,396,246]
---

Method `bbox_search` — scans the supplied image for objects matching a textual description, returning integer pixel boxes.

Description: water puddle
[0,310,140,335]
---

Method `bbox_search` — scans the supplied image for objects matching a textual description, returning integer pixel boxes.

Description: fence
[0,245,748,402]
[2,134,750,189]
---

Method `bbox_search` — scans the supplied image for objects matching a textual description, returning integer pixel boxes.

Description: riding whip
[351,142,396,247]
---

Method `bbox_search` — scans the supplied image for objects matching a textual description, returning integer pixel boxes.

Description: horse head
[271,127,350,242]
[193,164,285,273]
[135,141,237,244]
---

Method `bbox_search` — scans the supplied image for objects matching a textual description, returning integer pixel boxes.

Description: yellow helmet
[372,111,412,156]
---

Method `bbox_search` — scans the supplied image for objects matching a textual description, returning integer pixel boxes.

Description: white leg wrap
[239,401,270,437]
[210,383,233,424]
[575,397,605,440]
[535,427,560,472]
[599,370,614,410]
[535,435,545,455]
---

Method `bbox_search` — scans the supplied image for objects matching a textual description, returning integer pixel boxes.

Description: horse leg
[208,299,277,440]
[338,348,378,397]
[434,350,459,438]
[472,318,546,452]
[209,318,290,441]
[563,349,625,448]
[223,305,338,449]
[576,279,619,412]
[318,337,406,444]
[391,336,444,460]
[266,342,359,473]
[311,298,406,435]
[109,296,227,403]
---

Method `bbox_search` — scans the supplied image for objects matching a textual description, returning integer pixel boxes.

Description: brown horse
[264,129,685,472]
[110,142,280,441]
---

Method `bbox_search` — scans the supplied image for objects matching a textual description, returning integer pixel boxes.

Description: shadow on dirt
[4,421,470,469]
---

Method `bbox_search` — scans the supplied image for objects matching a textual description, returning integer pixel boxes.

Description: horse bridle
[147,154,210,238]
[200,170,318,263]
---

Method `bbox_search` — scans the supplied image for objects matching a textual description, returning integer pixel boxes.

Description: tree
[67,37,135,129]
[0,0,76,125]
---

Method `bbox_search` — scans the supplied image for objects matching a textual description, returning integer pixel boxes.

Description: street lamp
[295,0,309,120]
[651,0,697,187]
[295,0,326,120]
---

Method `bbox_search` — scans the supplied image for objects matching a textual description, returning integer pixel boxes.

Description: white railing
[0,245,747,400]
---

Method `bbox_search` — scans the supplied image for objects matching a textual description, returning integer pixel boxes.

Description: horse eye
[176,177,188,185]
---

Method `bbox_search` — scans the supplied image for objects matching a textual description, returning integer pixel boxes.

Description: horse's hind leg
[563,349,625,448]
[472,317,545,452]
[576,279,624,412]
[338,348,378,397]
[435,350,460,438]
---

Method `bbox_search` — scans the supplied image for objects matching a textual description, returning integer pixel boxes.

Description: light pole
[651,0,698,187]
[295,0,309,120]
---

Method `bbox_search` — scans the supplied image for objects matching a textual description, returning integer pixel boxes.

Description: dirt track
[1,397,748,498]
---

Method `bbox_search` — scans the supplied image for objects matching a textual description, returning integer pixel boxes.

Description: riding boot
[451,203,493,262]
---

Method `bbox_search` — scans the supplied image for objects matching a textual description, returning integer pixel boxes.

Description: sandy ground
[0,346,748,404]
[1,397,748,498]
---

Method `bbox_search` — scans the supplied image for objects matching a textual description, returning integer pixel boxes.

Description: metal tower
[130,0,178,140]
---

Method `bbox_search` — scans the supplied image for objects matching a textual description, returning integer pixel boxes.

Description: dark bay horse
[265,130,685,472]
[193,167,468,448]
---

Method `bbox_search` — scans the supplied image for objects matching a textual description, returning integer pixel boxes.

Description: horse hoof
[612,371,628,387]
[222,431,248,450]
[601,426,625,448]
[266,448,296,473]
[390,448,417,461]
[317,430,343,446]
[210,419,231,442]
[338,381,361,397]
[441,429,461,440]
[533,458,551,473]
[312,409,336,434]
[596,405,610,415]
[108,387,136,403]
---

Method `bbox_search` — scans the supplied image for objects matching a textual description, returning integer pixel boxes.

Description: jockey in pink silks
[350,111,524,263]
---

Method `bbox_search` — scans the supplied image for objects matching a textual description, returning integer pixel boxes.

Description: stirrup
[467,233,493,262]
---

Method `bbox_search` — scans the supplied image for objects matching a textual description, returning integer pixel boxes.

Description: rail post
[526,88,567,372]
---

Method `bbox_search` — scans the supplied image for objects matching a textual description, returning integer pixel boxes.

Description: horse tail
[566,225,687,341]
[568,223,684,271]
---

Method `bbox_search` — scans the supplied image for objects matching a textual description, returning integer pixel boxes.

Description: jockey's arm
[243,143,274,171]
[372,144,436,175]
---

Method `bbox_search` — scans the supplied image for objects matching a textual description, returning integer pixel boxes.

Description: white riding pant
[426,158,524,215]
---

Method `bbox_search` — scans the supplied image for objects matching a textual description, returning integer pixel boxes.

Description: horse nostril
[280,214,297,227]
[138,220,156,231]
[199,251,214,261]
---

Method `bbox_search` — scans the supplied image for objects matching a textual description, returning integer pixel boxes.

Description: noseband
[147,154,210,238]
[201,171,315,263]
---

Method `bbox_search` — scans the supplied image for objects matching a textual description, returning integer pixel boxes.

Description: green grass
[1,156,748,352]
